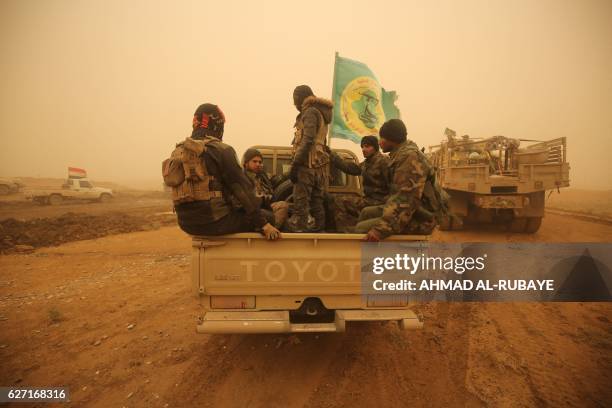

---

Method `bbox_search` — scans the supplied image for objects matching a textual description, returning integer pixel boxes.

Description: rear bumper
[196,309,423,334]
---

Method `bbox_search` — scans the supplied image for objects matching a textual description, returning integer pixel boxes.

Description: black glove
[289,164,300,184]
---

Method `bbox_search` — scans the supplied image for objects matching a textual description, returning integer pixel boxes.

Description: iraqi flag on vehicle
[68,167,87,179]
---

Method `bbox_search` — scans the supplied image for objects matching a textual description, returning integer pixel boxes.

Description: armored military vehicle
[428,129,570,233]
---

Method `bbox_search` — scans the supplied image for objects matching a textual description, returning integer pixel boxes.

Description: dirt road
[1,213,611,407]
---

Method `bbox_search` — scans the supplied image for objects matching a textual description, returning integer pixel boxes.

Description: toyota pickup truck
[24,177,114,205]
[192,233,425,333]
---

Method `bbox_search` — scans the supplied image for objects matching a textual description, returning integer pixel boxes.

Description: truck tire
[0,185,9,195]
[438,215,452,231]
[48,194,63,206]
[439,215,464,231]
[525,217,542,233]
[99,193,112,203]
[509,217,527,232]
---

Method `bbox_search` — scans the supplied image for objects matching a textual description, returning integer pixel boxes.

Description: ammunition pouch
[292,110,330,169]
[162,137,224,205]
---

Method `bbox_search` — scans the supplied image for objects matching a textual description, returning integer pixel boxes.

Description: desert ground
[0,184,611,407]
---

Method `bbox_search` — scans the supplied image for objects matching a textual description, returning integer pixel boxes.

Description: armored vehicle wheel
[48,194,63,206]
[509,217,527,232]
[0,185,9,195]
[438,216,452,231]
[439,215,464,231]
[449,216,464,230]
[525,217,542,233]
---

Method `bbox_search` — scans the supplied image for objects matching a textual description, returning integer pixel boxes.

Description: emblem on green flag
[331,53,400,144]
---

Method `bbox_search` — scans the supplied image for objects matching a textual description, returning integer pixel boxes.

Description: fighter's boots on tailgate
[285,214,317,233]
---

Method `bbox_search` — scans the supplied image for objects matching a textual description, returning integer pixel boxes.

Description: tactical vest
[405,145,450,224]
[162,137,223,205]
[292,109,330,168]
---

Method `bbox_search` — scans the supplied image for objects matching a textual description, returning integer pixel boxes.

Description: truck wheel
[99,193,112,203]
[525,217,542,233]
[449,215,464,230]
[439,215,464,231]
[438,215,452,231]
[509,217,527,232]
[48,194,63,206]
[0,185,9,195]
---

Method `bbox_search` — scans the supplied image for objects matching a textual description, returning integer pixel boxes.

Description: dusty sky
[1,0,611,189]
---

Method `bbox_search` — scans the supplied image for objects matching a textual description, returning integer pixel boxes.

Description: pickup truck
[24,177,114,205]
[192,233,425,333]
[0,178,24,195]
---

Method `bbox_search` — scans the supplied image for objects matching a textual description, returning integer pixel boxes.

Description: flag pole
[327,51,339,149]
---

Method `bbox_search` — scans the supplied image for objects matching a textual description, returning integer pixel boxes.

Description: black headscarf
[379,119,407,143]
[191,103,225,139]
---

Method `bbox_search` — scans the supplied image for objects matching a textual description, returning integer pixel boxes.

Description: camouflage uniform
[175,137,272,235]
[354,141,436,238]
[244,169,289,228]
[288,96,333,232]
[244,168,274,204]
[330,151,391,229]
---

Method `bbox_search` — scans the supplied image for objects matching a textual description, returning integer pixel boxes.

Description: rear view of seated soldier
[162,103,281,240]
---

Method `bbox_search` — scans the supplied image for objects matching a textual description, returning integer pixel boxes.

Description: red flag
[68,167,87,178]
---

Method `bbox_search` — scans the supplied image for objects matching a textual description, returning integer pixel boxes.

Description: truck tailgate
[192,233,425,296]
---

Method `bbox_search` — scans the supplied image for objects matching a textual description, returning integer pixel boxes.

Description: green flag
[331,53,400,144]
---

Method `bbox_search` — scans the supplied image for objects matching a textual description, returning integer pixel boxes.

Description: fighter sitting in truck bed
[162,103,281,240]
[354,119,446,241]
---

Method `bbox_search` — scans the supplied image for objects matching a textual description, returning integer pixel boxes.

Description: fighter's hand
[289,165,299,184]
[262,223,282,241]
[364,229,382,242]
